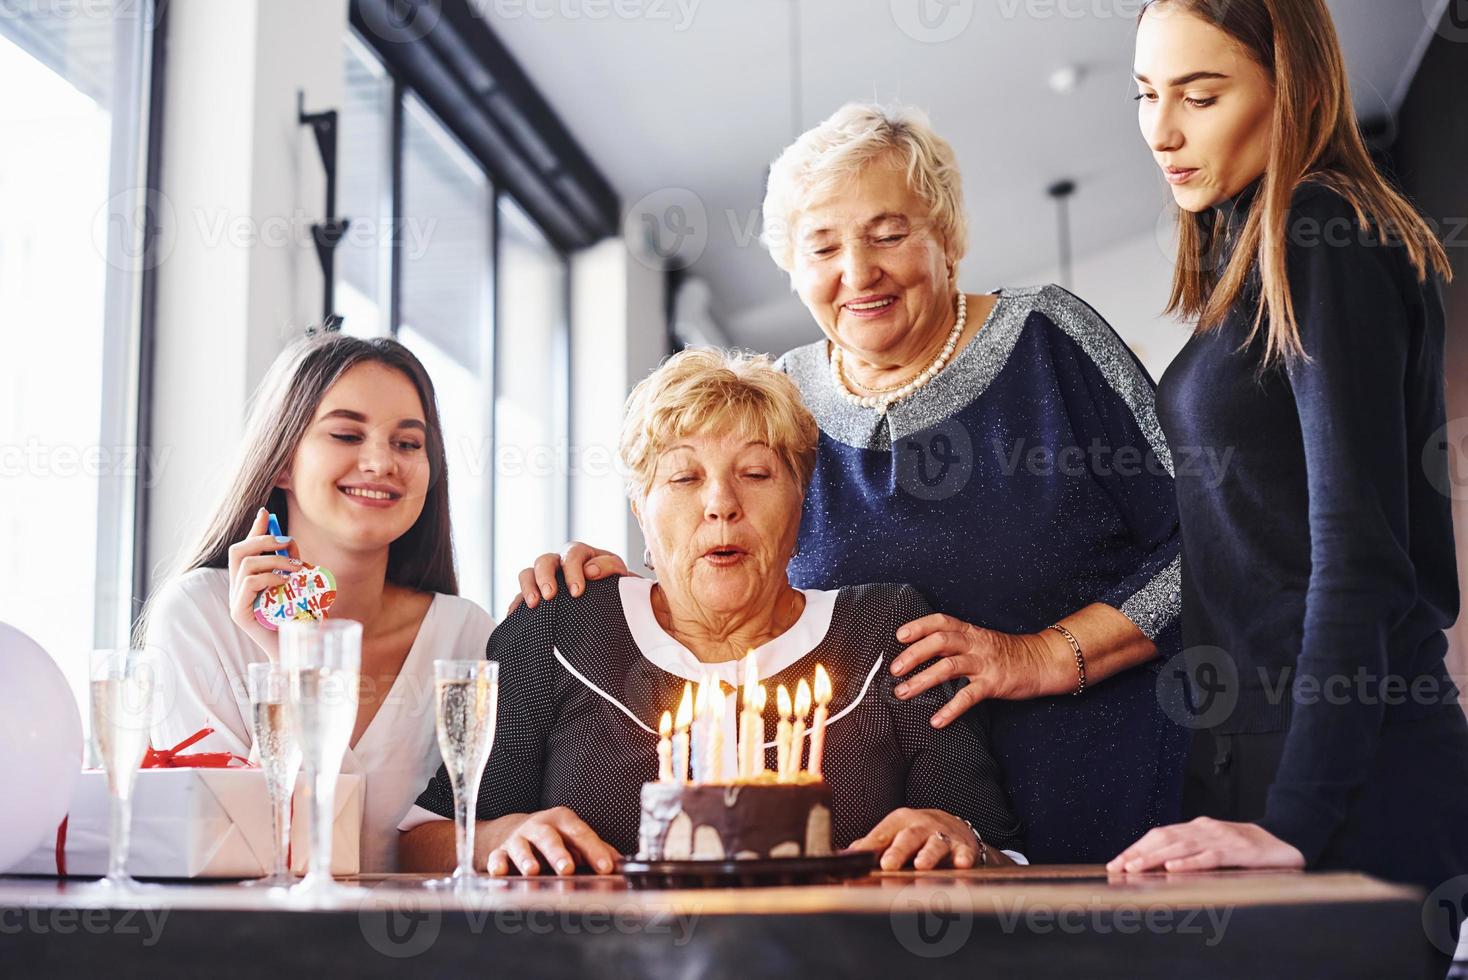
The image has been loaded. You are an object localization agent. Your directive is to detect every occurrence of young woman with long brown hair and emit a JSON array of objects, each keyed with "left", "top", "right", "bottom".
[
  {"left": 142, "top": 334, "right": 493, "bottom": 872},
  {"left": 1110, "top": 0, "right": 1467, "bottom": 905}
]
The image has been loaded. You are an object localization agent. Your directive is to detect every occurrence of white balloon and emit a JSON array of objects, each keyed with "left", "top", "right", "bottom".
[{"left": 0, "top": 623, "right": 83, "bottom": 873}]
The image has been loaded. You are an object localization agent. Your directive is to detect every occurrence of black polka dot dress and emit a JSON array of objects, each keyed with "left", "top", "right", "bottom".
[{"left": 409, "top": 574, "right": 1024, "bottom": 857}]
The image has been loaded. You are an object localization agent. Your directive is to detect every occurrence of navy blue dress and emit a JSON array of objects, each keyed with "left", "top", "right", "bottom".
[{"left": 780, "top": 284, "right": 1188, "bottom": 863}]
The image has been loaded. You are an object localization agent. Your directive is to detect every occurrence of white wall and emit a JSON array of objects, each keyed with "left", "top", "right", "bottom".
[{"left": 146, "top": 0, "right": 348, "bottom": 592}]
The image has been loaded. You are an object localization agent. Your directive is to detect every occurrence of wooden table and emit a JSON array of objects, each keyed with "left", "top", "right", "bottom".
[{"left": 0, "top": 867, "right": 1438, "bottom": 978}]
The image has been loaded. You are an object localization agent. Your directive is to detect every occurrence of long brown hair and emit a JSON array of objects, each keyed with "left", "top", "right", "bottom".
[
  {"left": 1142, "top": 0, "right": 1452, "bottom": 367},
  {"left": 138, "top": 335, "right": 458, "bottom": 643}
]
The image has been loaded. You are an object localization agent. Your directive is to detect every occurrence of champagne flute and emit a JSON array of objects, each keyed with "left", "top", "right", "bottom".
[
  {"left": 89, "top": 648, "right": 158, "bottom": 890},
  {"left": 279, "top": 619, "right": 362, "bottom": 901},
  {"left": 426, "top": 659, "right": 499, "bottom": 891},
  {"left": 244, "top": 661, "right": 302, "bottom": 889}
]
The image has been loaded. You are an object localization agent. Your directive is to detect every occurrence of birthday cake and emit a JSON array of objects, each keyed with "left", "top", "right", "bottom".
[
  {"left": 637, "top": 663, "right": 835, "bottom": 862},
  {"left": 636, "top": 780, "right": 832, "bottom": 861}
]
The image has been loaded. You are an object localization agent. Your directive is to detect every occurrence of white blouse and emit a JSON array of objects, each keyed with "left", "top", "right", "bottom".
[{"left": 147, "top": 567, "right": 494, "bottom": 873}]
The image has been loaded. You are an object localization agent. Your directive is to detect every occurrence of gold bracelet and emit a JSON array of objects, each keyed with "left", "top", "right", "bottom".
[{"left": 1047, "top": 623, "right": 1086, "bottom": 696}]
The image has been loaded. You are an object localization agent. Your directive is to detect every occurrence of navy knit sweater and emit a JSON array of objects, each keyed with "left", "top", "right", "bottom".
[
  {"left": 1156, "top": 179, "right": 1460, "bottom": 864},
  {"left": 780, "top": 285, "right": 1187, "bottom": 863}
]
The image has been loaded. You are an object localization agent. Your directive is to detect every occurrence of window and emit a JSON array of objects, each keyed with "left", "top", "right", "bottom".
[
  {"left": 493, "top": 196, "right": 570, "bottom": 615},
  {"left": 395, "top": 94, "right": 495, "bottom": 607},
  {"left": 337, "top": 35, "right": 393, "bottom": 338},
  {"left": 339, "top": 23, "right": 578, "bottom": 613},
  {"left": 0, "top": 4, "right": 156, "bottom": 697}
]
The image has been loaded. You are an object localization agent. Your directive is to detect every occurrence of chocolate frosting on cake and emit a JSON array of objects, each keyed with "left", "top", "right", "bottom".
[{"left": 637, "top": 782, "right": 833, "bottom": 860}]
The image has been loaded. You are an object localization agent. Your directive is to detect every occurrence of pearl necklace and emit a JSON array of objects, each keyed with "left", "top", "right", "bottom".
[{"left": 830, "top": 292, "right": 967, "bottom": 415}]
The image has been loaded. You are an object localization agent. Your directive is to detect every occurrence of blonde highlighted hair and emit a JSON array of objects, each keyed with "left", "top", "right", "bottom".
[
  {"left": 619, "top": 348, "right": 819, "bottom": 500},
  {"left": 761, "top": 102, "right": 968, "bottom": 274},
  {"left": 1143, "top": 0, "right": 1452, "bottom": 368}
]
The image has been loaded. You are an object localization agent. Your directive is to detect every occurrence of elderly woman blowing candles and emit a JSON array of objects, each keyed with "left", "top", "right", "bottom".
[{"left": 398, "top": 349, "right": 1025, "bottom": 874}]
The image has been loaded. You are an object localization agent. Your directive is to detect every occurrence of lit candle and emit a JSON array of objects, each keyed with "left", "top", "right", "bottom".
[
  {"left": 752, "top": 683, "right": 768, "bottom": 778},
  {"left": 691, "top": 675, "right": 709, "bottom": 784},
  {"left": 673, "top": 681, "right": 693, "bottom": 783},
  {"left": 791, "top": 678, "right": 812, "bottom": 778},
  {"left": 808, "top": 664, "right": 831, "bottom": 778},
  {"left": 657, "top": 710, "right": 674, "bottom": 782},
  {"left": 739, "top": 655, "right": 758, "bottom": 780},
  {"left": 775, "top": 684, "right": 793, "bottom": 782},
  {"left": 708, "top": 682, "right": 725, "bottom": 784}
]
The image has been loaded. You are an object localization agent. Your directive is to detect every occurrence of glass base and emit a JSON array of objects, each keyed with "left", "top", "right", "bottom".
[
  {"left": 83, "top": 873, "right": 161, "bottom": 897},
  {"left": 239, "top": 871, "right": 296, "bottom": 890},
  {"left": 423, "top": 871, "right": 500, "bottom": 893},
  {"left": 285, "top": 871, "right": 369, "bottom": 906}
]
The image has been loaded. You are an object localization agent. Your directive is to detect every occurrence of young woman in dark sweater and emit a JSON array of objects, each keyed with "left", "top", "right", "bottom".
[{"left": 1110, "top": 0, "right": 1467, "bottom": 901}]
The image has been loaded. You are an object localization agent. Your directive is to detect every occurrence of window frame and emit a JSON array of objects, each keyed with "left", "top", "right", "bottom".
[{"left": 128, "top": 0, "right": 170, "bottom": 639}]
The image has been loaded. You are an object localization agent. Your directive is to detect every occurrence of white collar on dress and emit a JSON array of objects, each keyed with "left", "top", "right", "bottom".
[
  {"left": 618, "top": 575, "right": 838, "bottom": 687},
  {"left": 556, "top": 579, "right": 879, "bottom": 739}
]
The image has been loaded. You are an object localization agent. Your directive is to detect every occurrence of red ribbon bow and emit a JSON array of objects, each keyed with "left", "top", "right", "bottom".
[{"left": 141, "top": 727, "right": 250, "bottom": 769}]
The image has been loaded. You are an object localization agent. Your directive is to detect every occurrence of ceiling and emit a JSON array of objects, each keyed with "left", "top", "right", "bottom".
[{"left": 485, "top": 0, "right": 1446, "bottom": 353}]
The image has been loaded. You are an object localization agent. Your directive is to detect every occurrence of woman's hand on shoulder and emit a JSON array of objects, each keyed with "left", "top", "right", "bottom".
[
  {"left": 848, "top": 807, "right": 1009, "bottom": 870},
  {"left": 226, "top": 508, "right": 302, "bottom": 658},
  {"left": 507, "top": 542, "right": 634, "bottom": 617},
  {"left": 889, "top": 613, "right": 1075, "bottom": 726},
  {"left": 485, "top": 806, "right": 620, "bottom": 877}
]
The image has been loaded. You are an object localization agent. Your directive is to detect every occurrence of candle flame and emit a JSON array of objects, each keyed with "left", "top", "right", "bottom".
[
  {"left": 742, "top": 653, "right": 758, "bottom": 705},
  {"left": 795, "top": 678, "right": 812, "bottom": 718},
  {"left": 675, "top": 681, "right": 693, "bottom": 729},
  {"left": 754, "top": 683, "right": 767, "bottom": 712},
  {"left": 776, "top": 683, "right": 792, "bottom": 719},
  {"left": 659, "top": 710, "right": 672, "bottom": 738},
  {"left": 814, "top": 663, "right": 832, "bottom": 706}
]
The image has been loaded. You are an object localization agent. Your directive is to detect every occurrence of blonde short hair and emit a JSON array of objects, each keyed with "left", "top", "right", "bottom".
[
  {"left": 619, "top": 348, "right": 819, "bottom": 501},
  {"left": 760, "top": 102, "right": 968, "bottom": 274}
]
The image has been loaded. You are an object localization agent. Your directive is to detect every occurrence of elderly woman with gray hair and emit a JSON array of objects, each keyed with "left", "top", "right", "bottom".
[
  {"left": 520, "top": 103, "right": 1187, "bottom": 864},
  {"left": 401, "top": 348, "right": 1024, "bottom": 874}
]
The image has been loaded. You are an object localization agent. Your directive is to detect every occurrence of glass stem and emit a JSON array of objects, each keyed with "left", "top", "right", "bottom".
[
  {"left": 269, "top": 781, "right": 291, "bottom": 881},
  {"left": 108, "top": 790, "right": 132, "bottom": 881},
  {"left": 453, "top": 779, "right": 475, "bottom": 878},
  {"left": 309, "top": 769, "right": 335, "bottom": 881}
]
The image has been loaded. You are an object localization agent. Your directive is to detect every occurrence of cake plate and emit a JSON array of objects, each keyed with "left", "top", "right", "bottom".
[{"left": 619, "top": 851, "right": 877, "bottom": 889}]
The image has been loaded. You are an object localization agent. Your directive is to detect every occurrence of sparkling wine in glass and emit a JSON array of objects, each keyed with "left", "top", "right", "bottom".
[
  {"left": 427, "top": 659, "right": 499, "bottom": 891},
  {"left": 280, "top": 619, "right": 361, "bottom": 901},
  {"left": 245, "top": 661, "right": 303, "bottom": 889},
  {"left": 89, "top": 648, "right": 158, "bottom": 890}
]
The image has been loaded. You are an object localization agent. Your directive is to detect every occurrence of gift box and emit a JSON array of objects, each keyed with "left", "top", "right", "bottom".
[{"left": 12, "top": 768, "right": 363, "bottom": 879}]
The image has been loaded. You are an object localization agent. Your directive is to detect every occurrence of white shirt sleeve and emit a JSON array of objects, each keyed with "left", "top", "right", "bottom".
[
  {"left": 145, "top": 569, "right": 256, "bottom": 758},
  {"left": 396, "top": 804, "right": 449, "bottom": 833}
]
